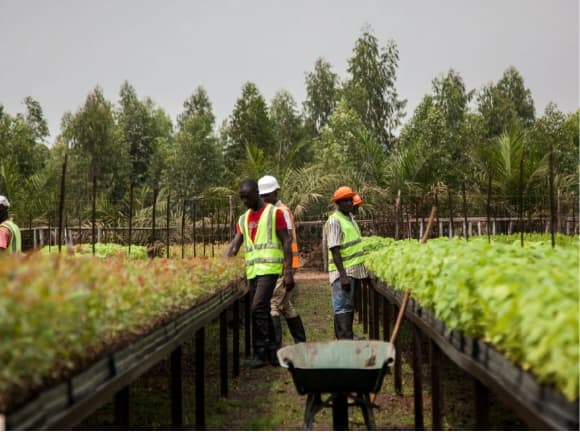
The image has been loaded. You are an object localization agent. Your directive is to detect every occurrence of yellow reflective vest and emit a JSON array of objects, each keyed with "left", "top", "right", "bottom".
[
  {"left": 276, "top": 201, "right": 300, "bottom": 269},
  {"left": 327, "top": 211, "right": 364, "bottom": 272},
  {"left": 0, "top": 219, "right": 22, "bottom": 254},
  {"left": 239, "top": 203, "right": 284, "bottom": 279}
]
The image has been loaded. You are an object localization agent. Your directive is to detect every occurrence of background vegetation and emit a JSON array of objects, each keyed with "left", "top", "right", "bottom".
[{"left": 1, "top": 28, "right": 578, "bottom": 230}]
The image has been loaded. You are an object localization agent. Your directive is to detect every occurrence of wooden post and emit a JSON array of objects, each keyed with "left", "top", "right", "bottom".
[
  {"left": 382, "top": 298, "right": 391, "bottom": 342},
  {"left": 114, "top": 386, "right": 130, "bottom": 428},
  {"left": 193, "top": 201, "right": 197, "bottom": 257},
  {"left": 244, "top": 291, "right": 251, "bottom": 358},
  {"left": 181, "top": 198, "right": 186, "bottom": 259},
  {"left": 58, "top": 154, "right": 67, "bottom": 253},
  {"left": 393, "top": 304, "right": 403, "bottom": 395},
  {"left": 233, "top": 299, "right": 240, "bottom": 378},
  {"left": 219, "top": 310, "right": 228, "bottom": 397},
  {"left": 549, "top": 140, "right": 556, "bottom": 247},
  {"left": 448, "top": 189, "right": 454, "bottom": 238},
  {"left": 430, "top": 340, "right": 442, "bottom": 430},
  {"left": 474, "top": 378, "right": 490, "bottom": 428},
  {"left": 395, "top": 190, "right": 401, "bottom": 240},
  {"left": 372, "top": 283, "right": 380, "bottom": 340},
  {"left": 362, "top": 278, "right": 368, "bottom": 335},
  {"left": 412, "top": 325, "right": 424, "bottom": 430},
  {"left": 195, "top": 327, "right": 205, "bottom": 430},
  {"left": 152, "top": 187, "right": 158, "bottom": 245},
  {"left": 128, "top": 182, "right": 133, "bottom": 257},
  {"left": 166, "top": 193, "right": 170, "bottom": 258},
  {"left": 171, "top": 346, "right": 183, "bottom": 429},
  {"left": 462, "top": 182, "right": 469, "bottom": 241}
]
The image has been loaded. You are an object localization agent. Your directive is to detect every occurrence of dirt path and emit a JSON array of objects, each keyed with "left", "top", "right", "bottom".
[{"left": 203, "top": 270, "right": 422, "bottom": 430}]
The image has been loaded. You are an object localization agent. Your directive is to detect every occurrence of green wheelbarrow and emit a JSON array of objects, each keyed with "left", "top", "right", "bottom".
[{"left": 277, "top": 340, "right": 396, "bottom": 430}]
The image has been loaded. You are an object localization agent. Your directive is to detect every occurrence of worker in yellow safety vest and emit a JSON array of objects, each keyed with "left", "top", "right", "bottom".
[
  {"left": 257, "top": 175, "right": 306, "bottom": 364},
  {"left": 324, "top": 186, "right": 367, "bottom": 339},
  {"left": 0, "top": 195, "right": 21, "bottom": 254},
  {"left": 225, "top": 179, "right": 295, "bottom": 368}
]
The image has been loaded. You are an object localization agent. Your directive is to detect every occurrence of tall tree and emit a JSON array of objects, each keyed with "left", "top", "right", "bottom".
[
  {"left": 23, "top": 96, "right": 50, "bottom": 143},
  {"left": 118, "top": 81, "right": 157, "bottom": 190},
  {"left": 0, "top": 100, "right": 50, "bottom": 218},
  {"left": 477, "top": 66, "right": 535, "bottom": 137},
  {"left": 224, "top": 82, "right": 273, "bottom": 174},
  {"left": 177, "top": 86, "right": 215, "bottom": 130},
  {"left": 397, "top": 96, "right": 453, "bottom": 187},
  {"left": 172, "top": 87, "right": 223, "bottom": 198},
  {"left": 269, "top": 90, "right": 307, "bottom": 174},
  {"left": 303, "top": 58, "right": 340, "bottom": 135},
  {"left": 315, "top": 100, "right": 388, "bottom": 188},
  {"left": 343, "top": 28, "right": 406, "bottom": 152},
  {"left": 432, "top": 69, "right": 473, "bottom": 131},
  {"left": 63, "top": 86, "right": 120, "bottom": 221}
]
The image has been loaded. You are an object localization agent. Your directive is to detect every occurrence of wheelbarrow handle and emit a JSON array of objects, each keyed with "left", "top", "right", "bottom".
[{"left": 389, "top": 206, "right": 437, "bottom": 345}]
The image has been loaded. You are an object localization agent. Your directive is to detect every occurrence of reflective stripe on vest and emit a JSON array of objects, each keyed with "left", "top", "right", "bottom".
[
  {"left": 276, "top": 202, "right": 300, "bottom": 269},
  {"left": 239, "top": 204, "right": 284, "bottom": 279},
  {"left": 1, "top": 220, "right": 21, "bottom": 254},
  {"left": 327, "top": 211, "right": 364, "bottom": 272}
]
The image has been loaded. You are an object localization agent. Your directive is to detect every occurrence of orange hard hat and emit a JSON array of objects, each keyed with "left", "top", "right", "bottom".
[
  {"left": 331, "top": 186, "right": 357, "bottom": 203},
  {"left": 353, "top": 194, "right": 363, "bottom": 207}
]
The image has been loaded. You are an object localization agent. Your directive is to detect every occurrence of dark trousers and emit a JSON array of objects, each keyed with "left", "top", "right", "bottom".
[{"left": 249, "top": 274, "right": 278, "bottom": 353}]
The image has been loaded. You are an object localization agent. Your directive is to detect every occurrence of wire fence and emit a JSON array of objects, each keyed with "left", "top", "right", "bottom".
[{"left": 20, "top": 187, "right": 578, "bottom": 267}]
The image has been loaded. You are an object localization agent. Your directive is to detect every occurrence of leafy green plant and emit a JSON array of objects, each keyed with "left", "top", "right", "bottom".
[
  {"left": 0, "top": 252, "right": 244, "bottom": 412},
  {"left": 362, "top": 234, "right": 579, "bottom": 400}
]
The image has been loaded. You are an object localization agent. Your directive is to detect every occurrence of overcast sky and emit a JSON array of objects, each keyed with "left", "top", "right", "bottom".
[{"left": 0, "top": 0, "right": 578, "bottom": 143}]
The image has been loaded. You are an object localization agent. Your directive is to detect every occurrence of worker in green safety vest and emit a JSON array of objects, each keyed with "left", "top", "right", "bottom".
[
  {"left": 324, "top": 186, "right": 367, "bottom": 339},
  {"left": 225, "top": 179, "right": 295, "bottom": 368},
  {"left": 0, "top": 195, "right": 21, "bottom": 254}
]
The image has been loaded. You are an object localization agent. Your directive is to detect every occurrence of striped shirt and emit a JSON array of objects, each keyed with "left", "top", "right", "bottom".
[{"left": 323, "top": 212, "right": 368, "bottom": 284}]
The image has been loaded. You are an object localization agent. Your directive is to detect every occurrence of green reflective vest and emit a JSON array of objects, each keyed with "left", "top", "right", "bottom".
[
  {"left": 327, "top": 211, "right": 364, "bottom": 272},
  {"left": 0, "top": 219, "right": 21, "bottom": 254},
  {"left": 239, "top": 204, "right": 284, "bottom": 279}
]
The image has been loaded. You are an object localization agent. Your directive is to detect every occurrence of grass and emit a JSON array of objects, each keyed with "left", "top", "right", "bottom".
[{"left": 77, "top": 270, "right": 525, "bottom": 430}]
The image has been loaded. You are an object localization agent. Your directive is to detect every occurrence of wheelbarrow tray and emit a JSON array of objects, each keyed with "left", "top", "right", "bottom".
[{"left": 277, "top": 340, "right": 395, "bottom": 395}]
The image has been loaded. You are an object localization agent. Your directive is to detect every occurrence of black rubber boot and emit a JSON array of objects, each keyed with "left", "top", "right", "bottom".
[
  {"left": 244, "top": 348, "right": 269, "bottom": 369},
  {"left": 287, "top": 316, "right": 307, "bottom": 343},
  {"left": 269, "top": 316, "right": 283, "bottom": 366},
  {"left": 334, "top": 312, "right": 354, "bottom": 339}
]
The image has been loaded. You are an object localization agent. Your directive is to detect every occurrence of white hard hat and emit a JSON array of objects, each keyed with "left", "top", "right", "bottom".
[
  {"left": 258, "top": 175, "right": 280, "bottom": 195},
  {"left": 0, "top": 195, "right": 10, "bottom": 208}
]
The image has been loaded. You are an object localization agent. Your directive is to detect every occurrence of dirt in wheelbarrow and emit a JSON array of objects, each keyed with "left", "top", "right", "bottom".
[{"left": 78, "top": 270, "right": 524, "bottom": 430}]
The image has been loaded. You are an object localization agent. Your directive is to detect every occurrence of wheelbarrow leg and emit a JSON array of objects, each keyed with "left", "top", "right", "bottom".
[
  {"left": 304, "top": 393, "right": 322, "bottom": 430},
  {"left": 332, "top": 393, "right": 349, "bottom": 430},
  {"left": 359, "top": 392, "right": 376, "bottom": 430}
]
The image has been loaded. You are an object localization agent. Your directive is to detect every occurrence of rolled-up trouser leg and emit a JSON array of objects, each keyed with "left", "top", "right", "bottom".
[
  {"left": 286, "top": 315, "right": 306, "bottom": 343},
  {"left": 331, "top": 276, "right": 356, "bottom": 340},
  {"left": 271, "top": 272, "right": 298, "bottom": 319},
  {"left": 334, "top": 311, "right": 354, "bottom": 339}
]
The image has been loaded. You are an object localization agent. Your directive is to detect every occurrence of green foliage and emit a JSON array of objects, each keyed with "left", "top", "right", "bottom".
[
  {"left": 362, "top": 235, "right": 579, "bottom": 400},
  {"left": 0, "top": 252, "right": 244, "bottom": 412},
  {"left": 224, "top": 82, "right": 273, "bottom": 176},
  {"left": 39, "top": 242, "right": 148, "bottom": 259},
  {"left": 171, "top": 87, "right": 223, "bottom": 198},
  {"left": 343, "top": 27, "right": 406, "bottom": 152},
  {"left": 477, "top": 66, "right": 535, "bottom": 138},
  {"left": 303, "top": 57, "right": 340, "bottom": 134}
]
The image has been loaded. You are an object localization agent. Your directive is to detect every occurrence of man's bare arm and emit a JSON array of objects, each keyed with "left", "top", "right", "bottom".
[{"left": 224, "top": 232, "right": 243, "bottom": 257}]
